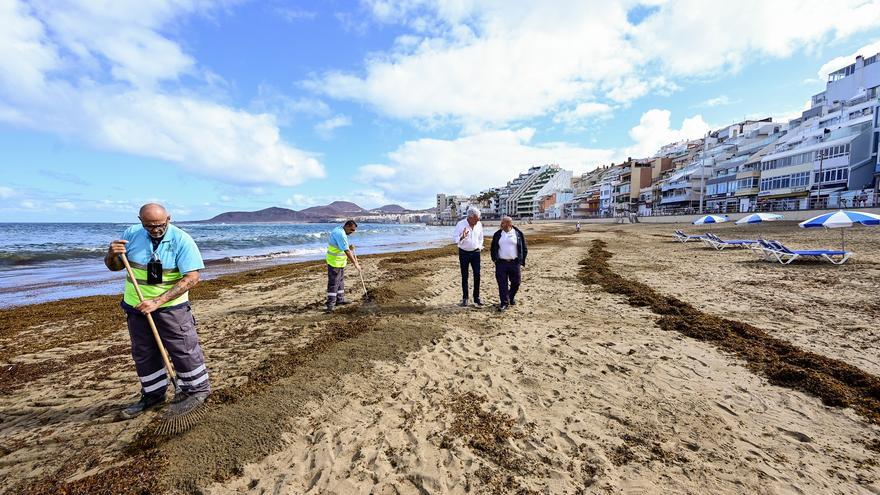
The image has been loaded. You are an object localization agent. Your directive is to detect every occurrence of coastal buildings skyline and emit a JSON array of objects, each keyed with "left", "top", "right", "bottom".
[{"left": 441, "top": 48, "right": 880, "bottom": 219}]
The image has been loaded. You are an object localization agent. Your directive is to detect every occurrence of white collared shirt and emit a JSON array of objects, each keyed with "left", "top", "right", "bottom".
[
  {"left": 498, "top": 229, "right": 518, "bottom": 259},
  {"left": 453, "top": 218, "right": 484, "bottom": 251}
]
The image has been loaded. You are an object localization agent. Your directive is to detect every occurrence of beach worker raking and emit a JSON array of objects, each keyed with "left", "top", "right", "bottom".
[
  {"left": 325, "top": 220, "right": 362, "bottom": 312},
  {"left": 453, "top": 207, "right": 485, "bottom": 307},
  {"left": 104, "top": 203, "right": 211, "bottom": 422},
  {"left": 490, "top": 216, "right": 528, "bottom": 312}
]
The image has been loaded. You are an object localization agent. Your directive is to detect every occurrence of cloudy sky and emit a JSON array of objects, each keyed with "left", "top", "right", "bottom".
[{"left": 2, "top": 0, "right": 880, "bottom": 221}]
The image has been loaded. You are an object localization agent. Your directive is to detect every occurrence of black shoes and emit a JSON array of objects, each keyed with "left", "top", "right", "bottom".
[
  {"left": 474, "top": 298, "right": 484, "bottom": 307},
  {"left": 119, "top": 393, "right": 166, "bottom": 420},
  {"left": 336, "top": 299, "right": 351, "bottom": 305},
  {"left": 459, "top": 298, "right": 469, "bottom": 307},
  {"left": 324, "top": 303, "right": 335, "bottom": 312},
  {"left": 498, "top": 303, "right": 509, "bottom": 312},
  {"left": 509, "top": 297, "right": 516, "bottom": 306}
]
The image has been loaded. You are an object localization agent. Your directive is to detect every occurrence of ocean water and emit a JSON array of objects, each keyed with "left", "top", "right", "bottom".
[{"left": 0, "top": 222, "right": 452, "bottom": 308}]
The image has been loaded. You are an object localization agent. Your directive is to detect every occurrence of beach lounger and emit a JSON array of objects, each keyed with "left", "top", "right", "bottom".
[
  {"left": 752, "top": 239, "right": 779, "bottom": 260},
  {"left": 673, "top": 230, "right": 704, "bottom": 243},
  {"left": 763, "top": 240, "right": 851, "bottom": 265},
  {"left": 702, "top": 233, "right": 759, "bottom": 250}
]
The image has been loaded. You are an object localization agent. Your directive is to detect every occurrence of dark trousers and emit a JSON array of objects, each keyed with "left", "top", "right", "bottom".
[
  {"left": 326, "top": 265, "right": 345, "bottom": 304},
  {"left": 495, "top": 260, "right": 521, "bottom": 304},
  {"left": 124, "top": 303, "right": 210, "bottom": 398},
  {"left": 458, "top": 248, "right": 481, "bottom": 300}
]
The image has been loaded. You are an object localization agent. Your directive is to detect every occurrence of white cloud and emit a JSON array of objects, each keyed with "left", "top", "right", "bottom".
[
  {"left": 697, "top": 95, "right": 735, "bottom": 108},
  {"left": 274, "top": 7, "right": 318, "bottom": 22},
  {"left": 54, "top": 201, "right": 76, "bottom": 210},
  {"left": 0, "top": 186, "right": 16, "bottom": 199},
  {"left": 634, "top": 0, "right": 880, "bottom": 76},
  {"left": 356, "top": 128, "right": 615, "bottom": 203},
  {"left": 309, "top": 0, "right": 880, "bottom": 126},
  {"left": 251, "top": 84, "right": 332, "bottom": 125},
  {"left": 626, "top": 109, "right": 710, "bottom": 158},
  {"left": 314, "top": 115, "right": 352, "bottom": 138},
  {"left": 818, "top": 39, "right": 880, "bottom": 79},
  {"left": 554, "top": 102, "right": 613, "bottom": 125},
  {"left": 0, "top": 0, "right": 325, "bottom": 188},
  {"left": 20, "top": 200, "right": 39, "bottom": 209},
  {"left": 356, "top": 164, "right": 397, "bottom": 183},
  {"left": 285, "top": 193, "right": 316, "bottom": 208}
]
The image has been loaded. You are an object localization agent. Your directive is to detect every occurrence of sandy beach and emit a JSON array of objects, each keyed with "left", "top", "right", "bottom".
[{"left": 2, "top": 222, "right": 880, "bottom": 494}]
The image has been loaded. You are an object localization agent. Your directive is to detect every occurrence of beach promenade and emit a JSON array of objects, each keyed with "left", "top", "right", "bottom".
[{"left": 2, "top": 223, "right": 879, "bottom": 494}]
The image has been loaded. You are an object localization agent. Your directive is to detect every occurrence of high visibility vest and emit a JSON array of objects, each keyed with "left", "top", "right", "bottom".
[
  {"left": 326, "top": 244, "right": 347, "bottom": 268},
  {"left": 123, "top": 261, "right": 189, "bottom": 308}
]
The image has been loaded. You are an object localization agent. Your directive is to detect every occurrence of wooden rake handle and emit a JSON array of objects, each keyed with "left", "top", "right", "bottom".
[
  {"left": 358, "top": 267, "right": 368, "bottom": 295},
  {"left": 120, "top": 253, "right": 177, "bottom": 382}
]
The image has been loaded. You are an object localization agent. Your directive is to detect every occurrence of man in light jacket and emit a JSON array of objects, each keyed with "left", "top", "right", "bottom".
[
  {"left": 453, "top": 206, "right": 484, "bottom": 307},
  {"left": 489, "top": 216, "right": 528, "bottom": 311}
]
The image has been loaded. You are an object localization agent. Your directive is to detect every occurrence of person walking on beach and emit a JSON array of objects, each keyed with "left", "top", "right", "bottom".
[
  {"left": 490, "top": 216, "right": 527, "bottom": 311},
  {"left": 454, "top": 207, "right": 484, "bottom": 307},
  {"left": 104, "top": 203, "right": 211, "bottom": 419},
  {"left": 576, "top": 221, "right": 581, "bottom": 232},
  {"left": 325, "top": 220, "right": 361, "bottom": 312}
]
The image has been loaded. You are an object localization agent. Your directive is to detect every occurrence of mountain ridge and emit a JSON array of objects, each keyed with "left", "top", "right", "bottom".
[{"left": 199, "top": 201, "right": 432, "bottom": 223}]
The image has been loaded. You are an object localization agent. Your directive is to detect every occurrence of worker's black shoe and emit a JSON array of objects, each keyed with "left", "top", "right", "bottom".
[
  {"left": 509, "top": 297, "right": 516, "bottom": 306},
  {"left": 474, "top": 298, "right": 484, "bottom": 307},
  {"left": 459, "top": 298, "right": 468, "bottom": 307},
  {"left": 119, "top": 393, "right": 166, "bottom": 420},
  {"left": 336, "top": 299, "right": 351, "bottom": 305},
  {"left": 498, "top": 303, "right": 509, "bottom": 312},
  {"left": 167, "top": 391, "right": 209, "bottom": 418},
  {"left": 325, "top": 303, "right": 335, "bottom": 312}
]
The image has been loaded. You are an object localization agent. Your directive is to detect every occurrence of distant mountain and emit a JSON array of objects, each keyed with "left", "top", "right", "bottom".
[
  {"left": 204, "top": 206, "right": 298, "bottom": 223},
  {"left": 369, "top": 204, "right": 408, "bottom": 214},
  {"left": 298, "top": 201, "right": 367, "bottom": 219},
  {"left": 200, "top": 201, "right": 428, "bottom": 223}
]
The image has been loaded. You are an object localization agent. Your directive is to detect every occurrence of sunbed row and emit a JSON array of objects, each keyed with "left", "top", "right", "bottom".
[{"left": 672, "top": 231, "right": 851, "bottom": 264}]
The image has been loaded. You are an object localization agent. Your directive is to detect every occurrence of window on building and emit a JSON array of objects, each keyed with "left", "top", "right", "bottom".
[
  {"left": 791, "top": 172, "right": 809, "bottom": 188},
  {"left": 814, "top": 168, "right": 849, "bottom": 183}
]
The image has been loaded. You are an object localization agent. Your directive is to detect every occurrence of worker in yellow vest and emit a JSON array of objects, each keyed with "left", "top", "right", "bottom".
[
  {"left": 325, "top": 220, "right": 361, "bottom": 311},
  {"left": 104, "top": 203, "right": 210, "bottom": 420}
]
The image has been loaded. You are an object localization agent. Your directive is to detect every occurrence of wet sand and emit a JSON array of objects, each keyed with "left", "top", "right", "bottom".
[{"left": 2, "top": 222, "right": 880, "bottom": 494}]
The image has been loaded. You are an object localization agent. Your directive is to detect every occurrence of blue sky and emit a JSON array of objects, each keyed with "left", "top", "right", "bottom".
[{"left": 2, "top": 0, "right": 880, "bottom": 222}]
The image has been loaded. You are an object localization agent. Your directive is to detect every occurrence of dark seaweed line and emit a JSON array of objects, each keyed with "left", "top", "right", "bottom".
[{"left": 579, "top": 239, "right": 880, "bottom": 425}]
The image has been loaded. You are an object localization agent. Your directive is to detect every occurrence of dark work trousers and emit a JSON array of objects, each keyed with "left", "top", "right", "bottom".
[
  {"left": 495, "top": 259, "right": 521, "bottom": 304},
  {"left": 124, "top": 303, "right": 210, "bottom": 399},
  {"left": 326, "top": 265, "right": 345, "bottom": 304},
  {"left": 458, "top": 248, "right": 481, "bottom": 300}
]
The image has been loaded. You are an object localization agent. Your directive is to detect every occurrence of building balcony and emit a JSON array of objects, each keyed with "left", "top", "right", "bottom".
[
  {"left": 660, "top": 181, "right": 694, "bottom": 192},
  {"left": 736, "top": 170, "right": 760, "bottom": 179},
  {"left": 734, "top": 187, "right": 759, "bottom": 197},
  {"left": 660, "top": 193, "right": 696, "bottom": 204}
]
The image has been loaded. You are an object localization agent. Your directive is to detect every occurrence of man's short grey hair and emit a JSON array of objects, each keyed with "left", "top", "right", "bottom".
[
  {"left": 466, "top": 206, "right": 481, "bottom": 218},
  {"left": 501, "top": 216, "right": 513, "bottom": 223}
]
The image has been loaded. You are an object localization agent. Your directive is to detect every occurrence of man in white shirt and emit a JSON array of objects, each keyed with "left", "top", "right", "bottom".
[
  {"left": 453, "top": 206, "right": 485, "bottom": 307},
  {"left": 489, "top": 216, "right": 528, "bottom": 311}
]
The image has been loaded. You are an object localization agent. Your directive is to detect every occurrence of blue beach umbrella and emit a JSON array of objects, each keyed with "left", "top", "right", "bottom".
[
  {"left": 692, "top": 215, "right": 728, "bottom": 225},
  {"left": 798, "top": 210, "right": 880, "bottom": 251},
  {"left": 735, "top": 213, "right": 784, "bottom": 225}
]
